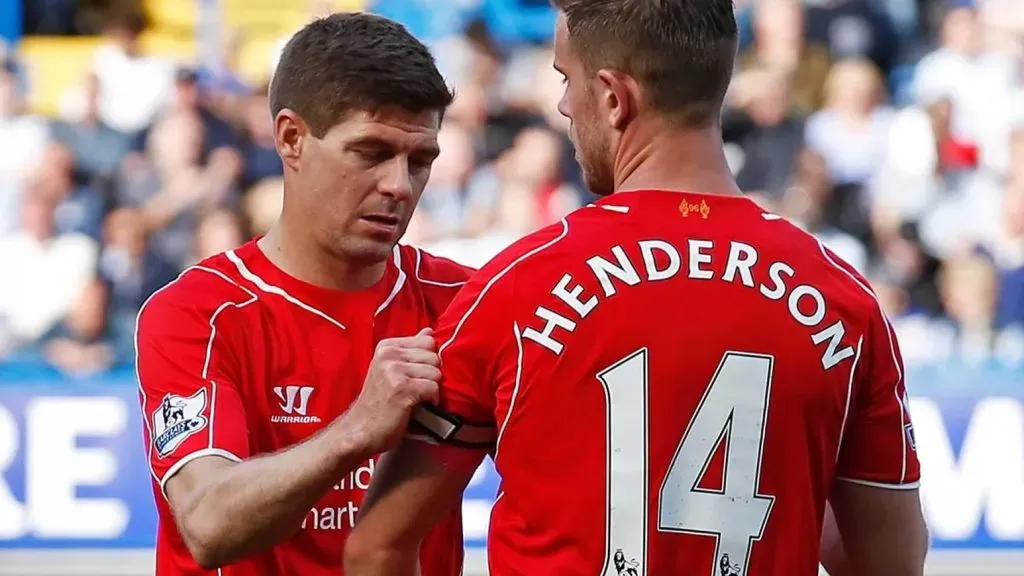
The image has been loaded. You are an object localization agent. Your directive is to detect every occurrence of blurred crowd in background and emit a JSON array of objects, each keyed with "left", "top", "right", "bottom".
[{"left": 0, "top": 0, "right": 1023, "bottom": 377}]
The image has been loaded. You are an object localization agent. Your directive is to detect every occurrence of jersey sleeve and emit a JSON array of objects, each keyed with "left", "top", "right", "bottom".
[
  {"left": 437, "top": 270, "right": 513, "bottom": 424},
  {"left": 835, "top": 307, "right": 921, "bottom": 489},
  {"left": 136, "top": 273, "right": 253, "bottom": 493},
  {"left": 409, "top": 266, "right": 517, "bottom": 448}
]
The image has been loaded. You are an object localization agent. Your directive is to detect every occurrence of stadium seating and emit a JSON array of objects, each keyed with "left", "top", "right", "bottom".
[
  {"left": 16, "top": 0, "right": 370, "bottom": 116},
  {"left": 17, "top": 33, "right": 198, "bottom": 117}
]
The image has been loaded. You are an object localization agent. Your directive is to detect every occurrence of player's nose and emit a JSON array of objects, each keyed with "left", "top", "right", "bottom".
[{"left": 377, "top": 158, "right": 414, "bottom": 201}]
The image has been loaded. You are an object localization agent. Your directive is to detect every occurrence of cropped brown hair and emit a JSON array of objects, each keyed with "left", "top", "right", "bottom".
[
  {"left": 269, "top": 12, "right": 454, "bottom": 138},
  {"left": 552, "top": 0, "right": 738, "bottom": 127}
]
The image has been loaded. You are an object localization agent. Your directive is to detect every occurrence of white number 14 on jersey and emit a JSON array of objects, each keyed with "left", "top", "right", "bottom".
[{"left": 598, "top": 349, "right": 776, "bottom": 576}]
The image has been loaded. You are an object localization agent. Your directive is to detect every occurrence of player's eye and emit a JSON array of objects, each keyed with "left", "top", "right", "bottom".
[
  {"left": 409, "top": 157, "right": 432, "bottom": 173},
  {"left": 357, "top": 148, "right": 391, "bottom": 165}
]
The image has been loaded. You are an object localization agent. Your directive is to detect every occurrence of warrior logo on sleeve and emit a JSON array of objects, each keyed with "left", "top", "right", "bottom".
[{"left": 152, "top": 389, "right": 208, "bottom": 457}]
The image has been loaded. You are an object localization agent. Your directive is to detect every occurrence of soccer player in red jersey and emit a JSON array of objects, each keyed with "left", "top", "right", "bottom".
[
  {"left": 135, "top": 13, "right": 470, "bottom": 576},
  {"left": 346, "top": 1, "right": 929, "bottom": 575}
]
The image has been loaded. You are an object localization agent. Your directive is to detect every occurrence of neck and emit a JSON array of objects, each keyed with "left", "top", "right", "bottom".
[
  {"left": 613, "top": 123, "right": 741, "bottom": 197},
  {"left": 258, "top": 220, "right": 387, "bottom": 291}
]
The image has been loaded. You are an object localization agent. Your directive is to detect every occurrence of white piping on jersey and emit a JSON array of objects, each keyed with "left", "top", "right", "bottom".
[
  {"left": 836, "top": 336, "right": 864, "bottom": 463},
  {"left": 584, "top": 202, "right": 631, "bottom": 214},
  {"left": 412, "top": 246, "right": 468, "bottom": 287},
  {"left": 375, "top": 245, "right": 408, "bottom": 316},
  {"left": 494, "top": 322, "right": 526, "bottom": 463},
  {"left": 816, "top": 239, "right": 910, "bottom": 484},
  {"left": 762, "top": 213, "right": 783, "bottom": 221},
  {"left": 159, "top": 447, "right": 243, "bottom": 497},
  {"left": 438, "top": 219, "right": 570, "bottom": 356},
  {"left": 225, "top": 249, "right": 348, "bottom": 331},
  {"left": 134, "top": 266, "right": 256, "bottom": 486},
  {"left": 835, "top": 476, "right": 921, "bottom": 491}
]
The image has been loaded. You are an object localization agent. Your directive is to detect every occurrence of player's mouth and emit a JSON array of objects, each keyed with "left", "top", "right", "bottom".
[{"left": 358, "top": 213, "right": 401, "bottom": 234}]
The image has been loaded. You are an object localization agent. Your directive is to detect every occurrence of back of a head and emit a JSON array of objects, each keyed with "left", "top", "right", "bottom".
[
  {"left": 552, "top": 0, "right": 738, "bottom": 128},
  {"left": 269, "top": 12, "right": 453, "bottom": 138}
]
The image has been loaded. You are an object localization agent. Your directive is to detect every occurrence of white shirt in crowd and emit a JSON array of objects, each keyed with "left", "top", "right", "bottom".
[
  {"left": 90, "top": 44, "right": 174, "bottom": 133},
  {"left": 0, "top": 115, "right": 48, "bottom": 235},
  {"left": 0, "top": 232, "right": 98, "bottom": 346}
]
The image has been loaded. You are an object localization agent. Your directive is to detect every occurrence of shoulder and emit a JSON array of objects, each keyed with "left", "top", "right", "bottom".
[
  {"left": 476, "top": 218, "right": 573, "bottom": 285},
  {"left": 758, "top": 213, "right": 879, "bottom": 312},
  {"left": 805, "top": 232, "right": 883, "bottom": 319},
  {"left": 137, "top": 257, "right": 258, "bottom": 338},
  {"left": 401, "top": 244, "right": 475, "bottom": 286},
  {"left": 396, "top": 244, "right": 473, "bottom": 317},
  {"left": 444, "top": 219, "right": 573, "bottom": 316}
]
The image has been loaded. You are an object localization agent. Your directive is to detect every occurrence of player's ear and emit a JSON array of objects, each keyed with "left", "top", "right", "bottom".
[
  {"left": 274, "top": 109, "right": 307, "bottom": 169},
  {"left": 596, "top": 69, "right": 637, "bottom": 132}
]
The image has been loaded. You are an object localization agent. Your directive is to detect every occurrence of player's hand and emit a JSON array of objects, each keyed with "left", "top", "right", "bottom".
[{"left": 343, "top": 328, "right": 442, "bottom": 455}]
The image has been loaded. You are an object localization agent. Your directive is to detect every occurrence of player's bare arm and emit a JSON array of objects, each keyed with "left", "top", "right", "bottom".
[
  {"left": 164, "top": 329, "right": 442, "bottom": 569},
  {"left": 344, "top": 439, "right": 486, "bottom": 576},
  {"left": 825, "top": 482, "right": 928, "bottom": 576}
]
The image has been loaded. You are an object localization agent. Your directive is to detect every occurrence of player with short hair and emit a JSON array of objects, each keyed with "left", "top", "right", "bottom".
[
  {"left": 345, "top": 1, "right": 928, "bottom": 575},
  {"left": 136, "top": 13, "right": 469, "bottom": 575}
]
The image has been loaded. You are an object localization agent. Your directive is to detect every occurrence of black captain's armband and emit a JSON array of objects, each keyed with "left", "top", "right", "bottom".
[{"left": 410, "top": 404, "right": 496, "bottom": 449}]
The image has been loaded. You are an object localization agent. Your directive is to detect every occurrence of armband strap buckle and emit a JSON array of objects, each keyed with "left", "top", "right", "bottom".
[{"left": 410, "top": 404, "right": 496, "bottom": 449}]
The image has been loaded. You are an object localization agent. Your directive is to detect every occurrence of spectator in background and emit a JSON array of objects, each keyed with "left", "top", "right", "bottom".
[
  {"left": 427, "top": 126, "right": 577, "bottom": 267},
  {"left": 190, "top": 208, "right": 245, "bottom": 265},
  {"left": 875, "top": 96, "right": 976, "bottom": 257},
  {"left": 463, "top": 125, "right": 577, "bottom": 238},
  {"left": 197, "top": 29, "right": 251, "bottom": 115},
  {"left": 724, "top": 67, "right": 805, "bottom": 200},
  {"left": 88, "top": 10, "right": 174, "bottom": 134},
  {"left": 51, "top": 73, "right": 133, "bottom": 183},
  {"left": 42, "top": 279, "right": 116, "bottom": 377},
  {"left": 1010, "top": 128, "right": 1024, "bottom": 182},
  {"left": 98, "top": 207, "right": 176, "bottom": 362},
  {"left": 243, "top": 177, "right": 284, "bottom": 237},
  {"left": 937, "top": 253, "right": 1000, "bottom": 362},
  {"left": 994, "top": 177, "right": 1024, "bottom": 329},
  {"left": 914, "top": 2, "right": 1019, "bottom": 170},
  {"left": 31, "top": 143, "right": 105, "bottom": 240},
  {"left": 883, "top": 252, "right": 1002, "bottom": 364},
  {"left": 735, "top": 0, "right": 832, "bottom": 115},
  {"left": 406, "top": 123, "right": 476, "bottom": 245},
  {"left": 155, "top": 66, "right": 244, "bottom": 163},
  {"left": 117, "top": 110, "right": 240, "bottom": 270},
  {"left": 804, "top": 0, "right": 901, "bottom": 75},
  {"left": 0, "top": 190, "right": 98, "bottom": 354},
  {"left": 0, "top": 59, "right": 49, "bottom": 235},
  {"left": 806, "top": 58, "right": 892, "bottom": 186},
  {"left": 781, "top": 149, "right": 869, "bottom": 271},
  {"left": 237, "top": 85, "right": 282, "bottom": 190}
]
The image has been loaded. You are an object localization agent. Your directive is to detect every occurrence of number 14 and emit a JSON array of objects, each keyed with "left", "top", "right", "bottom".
[{"left": 598, "top": 350, "right": 776, "bottom": 576}]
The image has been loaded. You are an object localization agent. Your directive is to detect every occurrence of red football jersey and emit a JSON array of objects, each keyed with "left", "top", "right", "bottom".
[
  {"left": 136, "top": 240, "right": 471, "bottom": 575},
  {"left": 431, "top": 191, "right": 920, "bottom": 576}
]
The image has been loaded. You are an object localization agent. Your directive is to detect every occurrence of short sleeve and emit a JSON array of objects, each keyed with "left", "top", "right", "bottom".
[
  {"left": 136, "top": 277, "right": 252, "bottom": 493},
  {"left": 835, "top": 309, "right": 921, "bottom": 489},
  {"left": 431, "top": 271, "right": 513, "bottom": 426}
]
